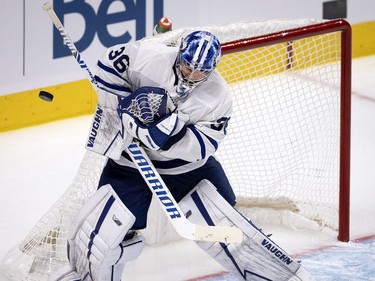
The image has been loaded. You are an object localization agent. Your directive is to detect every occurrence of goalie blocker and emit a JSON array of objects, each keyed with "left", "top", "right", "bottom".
[
  {"left": 179, "top": 180, "right": 315, "bottom": 281},
  {"left": 85, "top": 86, "right": 177, "bottom": 160}
]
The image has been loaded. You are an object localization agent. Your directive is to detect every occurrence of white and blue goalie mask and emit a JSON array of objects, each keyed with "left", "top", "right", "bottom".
[{"left": 175, "top": 31, "right": 221, "bottom": 98}]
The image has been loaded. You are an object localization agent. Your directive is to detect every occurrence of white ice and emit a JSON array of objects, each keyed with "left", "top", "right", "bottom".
[{"left": 0, "top": 55, "right": 375, "bottom": 281}]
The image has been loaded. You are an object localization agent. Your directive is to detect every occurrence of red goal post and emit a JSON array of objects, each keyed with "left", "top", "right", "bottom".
[{"left": 218, "top": 19, "right": 351, "bottom": 242}]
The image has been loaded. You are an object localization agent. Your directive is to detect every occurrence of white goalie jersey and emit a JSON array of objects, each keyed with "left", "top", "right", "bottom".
[{"left": 94, "top": 39, "right": 232, "bottom": 174}]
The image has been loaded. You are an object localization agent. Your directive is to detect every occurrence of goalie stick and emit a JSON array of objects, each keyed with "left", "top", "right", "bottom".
[{"left": 42, "top": 1, "right": 243, "bottom": 244}]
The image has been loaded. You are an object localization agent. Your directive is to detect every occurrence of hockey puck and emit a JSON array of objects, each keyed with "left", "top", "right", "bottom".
[{"left": 38, "top": 91, "right": 54, "bottom": 102}]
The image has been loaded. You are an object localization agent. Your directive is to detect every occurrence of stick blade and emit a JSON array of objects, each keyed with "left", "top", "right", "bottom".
[{"left": 195, "top": 225, "right": 243, "bottom": 244}]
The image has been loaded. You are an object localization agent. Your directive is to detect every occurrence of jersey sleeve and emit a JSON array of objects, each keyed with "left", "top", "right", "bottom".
[
  {"left": 157, "top": 85, "right": 232, "bottom": 162},
  {"left": 95, "top": 43, "right": 141, "bottom": 97}
]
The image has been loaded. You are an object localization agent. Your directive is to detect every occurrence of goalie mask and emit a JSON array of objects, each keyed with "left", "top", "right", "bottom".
[{"left": 175, "top": 31, "right": 221, "bottom": 98}]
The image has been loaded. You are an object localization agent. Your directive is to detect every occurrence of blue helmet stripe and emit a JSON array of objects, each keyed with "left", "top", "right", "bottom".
[
  {"left": 194, "top": 35, "right": 213, "bottom": 70},
  {"left": 194, "top": 39, "right": 209, "bottom": 68}
]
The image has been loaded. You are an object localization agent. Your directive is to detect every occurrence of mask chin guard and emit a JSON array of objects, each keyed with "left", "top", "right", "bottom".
[{"left": 176, "top": 83, "right": 194, "bottom": 99}]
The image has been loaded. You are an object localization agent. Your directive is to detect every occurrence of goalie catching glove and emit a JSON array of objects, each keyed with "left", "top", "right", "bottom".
[
  {"left": 122, "top": 111, "right": 183, "bottom": 151},
  {"left": 118, "top": 86, "right": 185, "bottom": 151},
  {"left": 117, "top": 86, "right": 176, "bottom": 125}
]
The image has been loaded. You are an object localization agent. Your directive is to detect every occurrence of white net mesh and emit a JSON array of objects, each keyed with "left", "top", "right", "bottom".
[
  {"left": 1, "top": 19, "right": 349, "bottom": 280},
  {"left": 218, "top": 63, "right": 340, "bottom": 228}
]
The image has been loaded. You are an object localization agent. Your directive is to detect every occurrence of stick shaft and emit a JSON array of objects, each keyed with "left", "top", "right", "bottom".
[{"left": 43, "top": 2, "right": 97, "bottom": 86}]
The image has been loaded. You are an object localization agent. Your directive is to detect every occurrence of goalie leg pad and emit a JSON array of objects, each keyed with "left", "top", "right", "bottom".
[
  {"left": 179, "top": 180, "right": 315, "bottom": 281},
  {"left": 109, "top": 234, "right": 145, "bottom": 280},
  {"left": 67, "top": 184, "right": 139, "bottom": 281},
  {"left": 48, "top": 264, "right": 81, "bottom": 281}
]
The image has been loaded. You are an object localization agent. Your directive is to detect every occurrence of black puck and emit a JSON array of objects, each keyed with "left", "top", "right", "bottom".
[{"left": 39, "top": 91, "right": 54, "bottom": 102}]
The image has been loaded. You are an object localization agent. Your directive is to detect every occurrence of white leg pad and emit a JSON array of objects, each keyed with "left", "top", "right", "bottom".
[
  {"left": 50, "top": 235, "right": 144, "bottom": 281},
  {"left": 109, "top": 234, "right": 145, "bottom": 280},
  {"left": 48, "top": 264, "right": 81, "bottom": 281},
  {"left": 66, "top": 184, "right": 138, "bottom": 281},
  {"left": 179, "top": 180, "right": 315, "bottom": 281}
]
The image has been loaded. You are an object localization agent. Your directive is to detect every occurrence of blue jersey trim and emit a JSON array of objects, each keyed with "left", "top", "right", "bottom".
[
  {"left": 161, "top": 125, "right": 187, "bottom": 150},
  {"left": 201, "top": 131, "right": 218, "bottom": 151},
  {"left": 188, "top": 125, "right": 206, "bottom": 159},
  {"left": 98, "top": 61, "right": 124, "bottom": 80},
  {"left": 95, "top": 75, "right": 132, "bottom": 93}
]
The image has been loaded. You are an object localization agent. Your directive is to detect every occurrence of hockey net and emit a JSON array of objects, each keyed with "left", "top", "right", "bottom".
[{"left": 1, "top": 19, "right": 351, "bottom": 280}]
